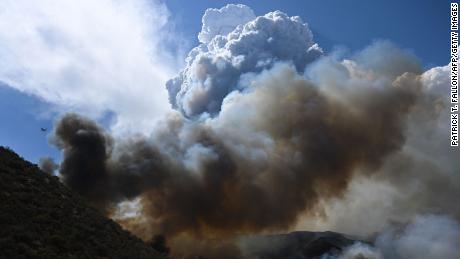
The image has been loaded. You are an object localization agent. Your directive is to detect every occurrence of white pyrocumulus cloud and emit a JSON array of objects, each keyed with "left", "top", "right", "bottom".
[
  {"left": 198, "top": 4, "right": 256, "bottom": 44},
  {"left": 167, "top": 4, "right": 322, "bottom": 117},
  {"left": 0, "top": 0, "right": 178, "bottom": 133}
]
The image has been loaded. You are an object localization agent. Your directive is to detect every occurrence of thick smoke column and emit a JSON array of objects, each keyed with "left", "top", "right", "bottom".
[
  {"left": 50, "top": 4, "right": 455, "bottom": 257},
  {"left": 51, "top": 114, "right": 173, "bottom": 211},
  {"left": 51, "top": 114, "right": 114, "bottom": 209}
]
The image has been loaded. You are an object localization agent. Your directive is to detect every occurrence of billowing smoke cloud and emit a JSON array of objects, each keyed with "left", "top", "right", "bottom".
[
  {"left": 51, "top": 114, "right": 174, "bottom": 211},
  {"left": 54, "top": 50, "right": 423, "bottom": 234},
  {"left": 166, "top": 4, "right": 322, "bottom": 117},
  {"left": 51, "top": 114, "right": 115, "bottom": 209},
  {"left": 49, "top": 4, "right": 456, "bottom": 258},
  {"left": 295, "top": 63, "right": 459, "bottom": 239}
]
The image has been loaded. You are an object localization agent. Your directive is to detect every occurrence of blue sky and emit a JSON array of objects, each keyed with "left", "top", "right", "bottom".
[
  {"left": 168, "top": 0, "right": 450, "bottom": 67},
  {"left": 0, "top": 0, "right": 452, "bottom": 163}
]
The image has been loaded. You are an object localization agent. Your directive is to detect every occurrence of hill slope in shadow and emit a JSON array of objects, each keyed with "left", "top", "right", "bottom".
[{"left": 0, "top": 146, "right": 163, "bottom": 259}]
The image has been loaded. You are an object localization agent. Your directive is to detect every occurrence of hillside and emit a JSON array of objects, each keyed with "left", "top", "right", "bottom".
[{"left": 0, "top": 146, "right": 163, "bottom": 259}]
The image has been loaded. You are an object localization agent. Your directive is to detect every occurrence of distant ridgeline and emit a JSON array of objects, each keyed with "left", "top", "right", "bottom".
[{"left": 0, "top": 146, "right": 164, "bottom": 259}]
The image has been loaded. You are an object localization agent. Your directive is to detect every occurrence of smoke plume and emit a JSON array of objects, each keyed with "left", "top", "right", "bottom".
[
  {"left": 49, "top": 4, "right": 457, "bottom": 258},
  {"left": 38, "top": 156, "right": 59, "bottom": 175},
  {"left": 53, "top": 56, "right": 423, "bottom": 233}
]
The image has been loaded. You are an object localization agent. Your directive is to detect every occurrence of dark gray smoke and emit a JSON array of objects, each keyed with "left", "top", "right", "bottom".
[
  {"left": 51, "top": 114, "right": 174, "bottom": 211},
  {"left": 51, "top": 114, "right": 114, "bottom": 209}
]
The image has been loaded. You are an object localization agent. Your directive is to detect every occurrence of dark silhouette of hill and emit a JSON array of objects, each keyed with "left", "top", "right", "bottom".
[{"left": 0, "top": 146, "right": 164, "bottom": 259}]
